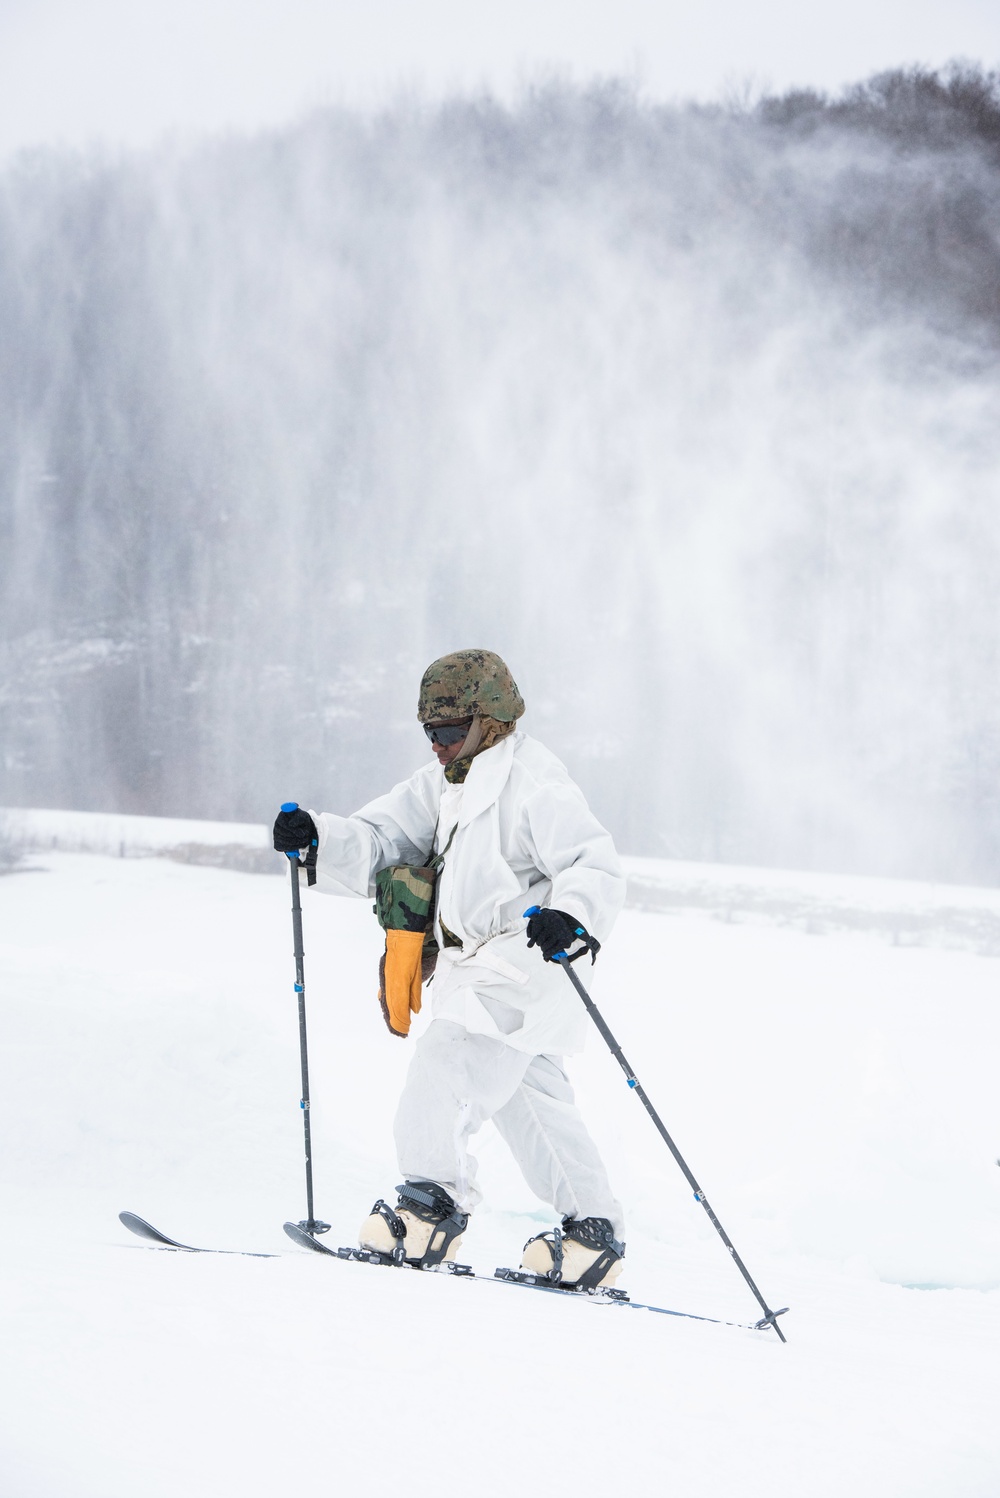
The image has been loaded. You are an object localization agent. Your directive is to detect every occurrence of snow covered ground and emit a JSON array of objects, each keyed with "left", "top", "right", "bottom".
[{"left": 1, "top": 832, "right": 998, "bottom": 1496}]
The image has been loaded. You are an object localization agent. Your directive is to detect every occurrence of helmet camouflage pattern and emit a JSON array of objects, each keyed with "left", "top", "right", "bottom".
[{"left": 417, "top": 649, "right": 525, "bottom": 723}]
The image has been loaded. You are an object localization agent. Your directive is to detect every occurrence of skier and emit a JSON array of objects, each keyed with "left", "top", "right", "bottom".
[{"left": 272, "top": 649, "right": 627, "bottom": 1289}]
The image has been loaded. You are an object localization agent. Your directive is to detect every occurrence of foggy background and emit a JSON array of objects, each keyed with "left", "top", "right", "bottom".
[
  {"left": 2, "top": 66, "right": 1000, "bottom": 881},
  {"left": 4, "top": 0, "right": 1000, "bottom": 158}
]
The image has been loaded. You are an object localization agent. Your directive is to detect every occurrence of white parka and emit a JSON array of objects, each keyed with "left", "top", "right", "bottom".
[{"left": 311, "top": 730, "right": 625, "bottom": 1056}]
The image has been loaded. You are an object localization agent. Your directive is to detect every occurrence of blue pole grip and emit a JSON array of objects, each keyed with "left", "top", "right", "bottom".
[{"left": 523, "top": 904, "right": 541, "bottom": 917}]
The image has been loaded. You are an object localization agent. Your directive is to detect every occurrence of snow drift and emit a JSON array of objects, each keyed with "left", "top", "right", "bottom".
[{"left": 1, "top": 831, "right": 997, "bottom": 1494}]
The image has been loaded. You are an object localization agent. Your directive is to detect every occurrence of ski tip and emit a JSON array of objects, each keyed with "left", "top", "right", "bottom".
[
  {"left": 118, "top": 1211, "right": 189, "bottom": 1250},
  {"left": 119, "top": 1210, "right": 164, "bottom": 1240}
]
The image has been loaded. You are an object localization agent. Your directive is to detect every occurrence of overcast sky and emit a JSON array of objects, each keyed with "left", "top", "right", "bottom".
[{"left": 2, "top": 0, "right": 999, "bottom": 158}]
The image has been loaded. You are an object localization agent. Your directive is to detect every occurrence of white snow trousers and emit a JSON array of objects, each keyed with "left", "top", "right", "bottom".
[{"left": 394, "top": 1017, "right": 624, "bottom": 1237}]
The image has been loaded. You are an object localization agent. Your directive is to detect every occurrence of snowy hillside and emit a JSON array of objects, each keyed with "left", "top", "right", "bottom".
[{"left": 1, "top": 826, "right": 998, "bottom": 1495}]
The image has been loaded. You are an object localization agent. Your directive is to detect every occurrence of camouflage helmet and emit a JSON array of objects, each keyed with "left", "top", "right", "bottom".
[{"left": 418, "top": 649, "right": 525, "bottom": 724}]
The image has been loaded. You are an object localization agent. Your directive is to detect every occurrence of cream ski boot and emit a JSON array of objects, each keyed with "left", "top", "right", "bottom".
[
  {"left": 359, "top": 1180, "right": 469, "bottom": 1266},
  {"left": 520, "top": 1216, "right": 625, "bottom": 1289}
]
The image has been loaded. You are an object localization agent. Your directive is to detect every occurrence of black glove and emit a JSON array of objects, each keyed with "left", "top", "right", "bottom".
[
  {"left": 526, "top": 907, "right": 601, "bottom": 965},
  {"left": 273, "top": 806, "right": 318, "bottom": 853}
]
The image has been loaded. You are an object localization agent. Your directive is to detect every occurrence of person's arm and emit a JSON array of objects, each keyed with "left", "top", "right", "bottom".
[
  {"left": 310, "top": 767, "right": 439, "bottom": 897},
  {"left": 519, "top": 778, "right": 625, "bottom": 943}
]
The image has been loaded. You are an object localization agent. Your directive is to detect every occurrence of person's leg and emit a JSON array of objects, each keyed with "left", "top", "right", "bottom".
[
  {"left": 392, "top": 1019, "right": 531, "bottom": 1212},
  {"left": 491, "top": 1054, "right": 624, "bottom": 1237}
]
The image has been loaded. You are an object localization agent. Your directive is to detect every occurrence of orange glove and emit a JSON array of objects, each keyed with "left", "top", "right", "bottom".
[{"left": 378, "top": 929, "right": 425, "bottom": 1037}]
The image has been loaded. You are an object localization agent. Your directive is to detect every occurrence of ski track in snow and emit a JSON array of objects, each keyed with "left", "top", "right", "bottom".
[{"left": 1, "top": 843, "right": 998, "bottom": 1496}]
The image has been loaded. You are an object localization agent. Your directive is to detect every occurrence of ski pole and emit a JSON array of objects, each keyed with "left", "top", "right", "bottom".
[
  {"left": 282, "top": 802, "right": 330, "bottom": 1237},
  {"left": 525, "top": 907, "right": 788, "bottom": 1341}
]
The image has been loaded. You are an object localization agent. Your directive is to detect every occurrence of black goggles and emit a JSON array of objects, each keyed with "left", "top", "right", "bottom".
[{"left": 423, "top": 719, "right": 472, "bottom": 747}]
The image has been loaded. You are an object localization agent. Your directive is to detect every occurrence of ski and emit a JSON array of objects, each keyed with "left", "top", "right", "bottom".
[
  {"left": 119, "top": 1211, "right": 278, "bottom": 1257},
  {"left": 492, "top": 1267, "right": 788, "bottom": 1331},
  {"left": 282, "top": 1219, "right": 474, "bottom": 1273},
  {"left": 281, "top": 1222, "right": 786, "bottom": 1333}
]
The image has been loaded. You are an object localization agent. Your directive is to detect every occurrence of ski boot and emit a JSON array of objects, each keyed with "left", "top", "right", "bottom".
[
  {"left": 359, "top": 1181, "right": 469, "bottom": 1267},
  {"left": 520, "top": 1216, "right": 625, "bottom": 1289}
]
